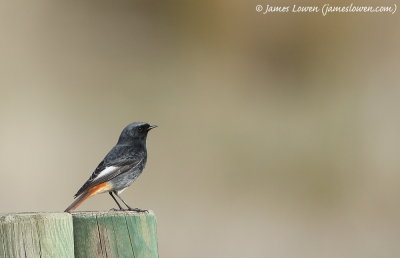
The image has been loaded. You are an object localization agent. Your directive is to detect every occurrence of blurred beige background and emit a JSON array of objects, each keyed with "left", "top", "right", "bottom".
[{"left": 1, "top": 1, "right": 400, "bottom": 257}]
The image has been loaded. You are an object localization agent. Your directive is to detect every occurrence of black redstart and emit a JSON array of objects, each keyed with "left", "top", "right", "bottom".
[{"left": 65, "top": 122, "right": 157, "bottom": 212}]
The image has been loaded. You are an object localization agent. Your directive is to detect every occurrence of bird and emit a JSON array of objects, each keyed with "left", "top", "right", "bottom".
[{"left": 64, "top": 122, "right": 157, "bottom": 212}]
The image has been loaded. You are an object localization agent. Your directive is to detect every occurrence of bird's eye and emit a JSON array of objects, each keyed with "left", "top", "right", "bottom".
[{"left": 138, "top": 126, "right": 144, "bottom": 132}]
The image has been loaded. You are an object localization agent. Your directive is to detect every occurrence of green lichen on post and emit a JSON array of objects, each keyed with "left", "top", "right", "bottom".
[
  {"left": 0, "top": 213, "right": 74, "bottom": 258},
  {"left": 72, "top": 211, "right": 159, "bottom": 258}
]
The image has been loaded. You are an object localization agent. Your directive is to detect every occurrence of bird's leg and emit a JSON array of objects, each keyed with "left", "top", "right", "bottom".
[
  {"left": 114, "top": 192, "right": 147, "bottom": 212},
  {"left": 109, "top": 192, "right": 124, "bottom": 210}
]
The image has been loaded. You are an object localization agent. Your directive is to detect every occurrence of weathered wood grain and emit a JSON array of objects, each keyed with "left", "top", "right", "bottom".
[
  {"left": 72, "top": 210, "right": 158, "bottom": 258},
  {"left": 0, "top": 212, "right": 74, "bottom": 258}
]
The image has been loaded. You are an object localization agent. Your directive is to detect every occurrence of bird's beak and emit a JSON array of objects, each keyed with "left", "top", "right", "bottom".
[{"left": 147, "top": 125, "right": 158, "bottom": 131}]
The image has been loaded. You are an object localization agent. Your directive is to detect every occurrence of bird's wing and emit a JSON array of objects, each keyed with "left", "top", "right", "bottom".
[{"left": 74, "top": 149, "right": 143, "bottom": 198}]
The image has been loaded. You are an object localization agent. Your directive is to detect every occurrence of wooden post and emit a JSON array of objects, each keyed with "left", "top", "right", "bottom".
[
  {"left": 72, "top": 210, "right": 159, "bottom": 258},
  {"left": 0, "top": 212, "right": 74, "bottom": 257}
]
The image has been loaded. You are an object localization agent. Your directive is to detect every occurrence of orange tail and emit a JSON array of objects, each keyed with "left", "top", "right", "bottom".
[
  {"left": 64, "top": 182, "right": 112, "bottom": 212},
  {"left": 64, "top": 191, "right": 92, "bottom": 212}
]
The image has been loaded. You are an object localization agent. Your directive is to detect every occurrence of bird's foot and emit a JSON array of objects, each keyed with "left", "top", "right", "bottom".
[
  {"left": 127, "top": 207, "right": 148, "bottom": 213},
  {"left": 110, "top": 208, "right": 123, "bottom": 211},
  {"left": 110, "top": 207, "right": 147, "bottom": 212}
]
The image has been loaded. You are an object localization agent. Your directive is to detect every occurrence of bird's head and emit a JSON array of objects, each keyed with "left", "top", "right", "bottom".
[{"left": 117, "top": 122, "right": 157, "bottom": 145}]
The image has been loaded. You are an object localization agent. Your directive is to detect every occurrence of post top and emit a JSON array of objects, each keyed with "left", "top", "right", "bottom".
[
  {"left": 71, "top": 210, "right": 155, "bottom": 217},
  {"left": 0, "top": 212, "right": 71, "bottom": 224}
]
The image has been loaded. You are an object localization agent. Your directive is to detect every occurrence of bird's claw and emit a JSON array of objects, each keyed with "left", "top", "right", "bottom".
[
  {"left": 110, "top": 207, "right": 148, "bottom": 213},
  {"left": 127, "top": 208, "right": 148, "bottom": 213}
]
